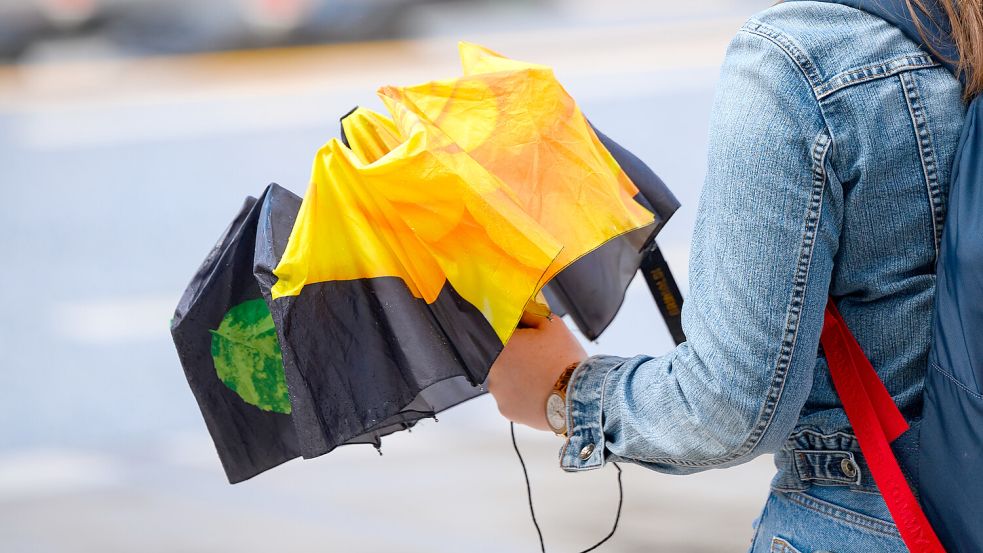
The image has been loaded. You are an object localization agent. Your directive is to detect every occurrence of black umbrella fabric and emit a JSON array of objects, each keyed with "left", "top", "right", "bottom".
[
  {"left": 170, "top": 189, "right": 300, "bottom": 483},
  {"left": 541, "top": 125, "right": 682, "bottom": 342},
  {"left": 172, "top": 183, "right": 488, "bottom": 482},
  {"left": 252, "top": 183, "right": 488, "bottom": 460}
]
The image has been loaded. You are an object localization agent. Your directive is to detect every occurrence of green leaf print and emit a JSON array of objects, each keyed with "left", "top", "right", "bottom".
[{"left": 210, "top": 298, "right": 291, "bottom": 414}]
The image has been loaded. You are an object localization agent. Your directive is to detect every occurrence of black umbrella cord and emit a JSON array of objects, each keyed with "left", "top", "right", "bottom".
[{"left": 509, "top": 422, "right": 624, "bottom": 552}]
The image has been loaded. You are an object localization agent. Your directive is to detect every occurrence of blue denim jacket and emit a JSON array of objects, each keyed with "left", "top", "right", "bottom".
[{"left": 561, "top": 1, "right": 966, "bottom": 494}]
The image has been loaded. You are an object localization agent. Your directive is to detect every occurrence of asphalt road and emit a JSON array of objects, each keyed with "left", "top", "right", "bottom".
[{"left": 0, "top": 2, "right": 777, "bottom": 551}]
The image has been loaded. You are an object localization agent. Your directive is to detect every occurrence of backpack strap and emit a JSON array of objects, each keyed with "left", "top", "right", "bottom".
[{"left": 821, "top": 300, "right": 946, "bottom": 552}]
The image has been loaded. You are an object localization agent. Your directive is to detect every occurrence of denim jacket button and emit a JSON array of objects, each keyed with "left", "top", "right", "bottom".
[
  {"left": 579, "top": 443, "right": 596, "bottom": 460},
  {"left": 841, "top": 457, "right": 858, "bottom": 479}
]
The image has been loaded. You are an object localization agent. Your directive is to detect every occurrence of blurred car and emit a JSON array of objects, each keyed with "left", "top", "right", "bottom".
[
  {"left": 0, "top": 0, "right": 461, "bottom": 61},
  {"left": 0, "top": 0, "right": 102, "bottom": 58},
  {"left": 98, "top": 0, "right": 429, "bottom": 55}
]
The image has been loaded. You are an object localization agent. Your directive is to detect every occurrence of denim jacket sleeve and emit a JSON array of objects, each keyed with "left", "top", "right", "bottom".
[{"left": 560, "top": 23, "right": 844, "bottom": 473}]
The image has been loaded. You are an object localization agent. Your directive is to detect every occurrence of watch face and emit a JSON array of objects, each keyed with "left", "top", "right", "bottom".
[{"left": 546, "top": 393, "right": 566, "bottom": 433}]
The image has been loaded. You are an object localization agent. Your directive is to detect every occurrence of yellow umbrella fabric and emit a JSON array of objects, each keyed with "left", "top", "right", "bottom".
[{"left": 271, "top": 42, "right": 654, "bottom": 344}]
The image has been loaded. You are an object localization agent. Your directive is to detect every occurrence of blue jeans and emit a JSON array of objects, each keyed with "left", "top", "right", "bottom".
[{"left": 749, "top": 487, "right": 906, "bottom": 552}]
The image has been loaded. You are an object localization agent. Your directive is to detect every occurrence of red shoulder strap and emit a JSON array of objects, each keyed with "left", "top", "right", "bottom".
[{"left": 821, "top": 300, "right": 945, "bottom": 552}]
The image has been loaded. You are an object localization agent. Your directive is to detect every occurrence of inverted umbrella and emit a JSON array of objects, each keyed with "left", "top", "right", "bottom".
[
  {"left": 173, "top": 42, "right": 683, "bottom": 480},
  {"left": 258, "top": 43, "right": 662, "bottom": 461}
]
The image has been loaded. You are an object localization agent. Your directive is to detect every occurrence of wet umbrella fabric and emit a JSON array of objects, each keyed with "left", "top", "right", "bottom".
[
  {"left": 170, "top": 190, "right": 300, "bottom": 484},
  {"left": 253, "top": 183, "right": 488, "bottom": 459},
  {"left": 172, "top": 183, "right": 487, "bottom": 482}
]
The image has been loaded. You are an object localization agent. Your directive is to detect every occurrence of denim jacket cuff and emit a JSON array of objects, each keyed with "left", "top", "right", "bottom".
[{"left": 558, "top": 354, "right": 626, "bottom": 471}]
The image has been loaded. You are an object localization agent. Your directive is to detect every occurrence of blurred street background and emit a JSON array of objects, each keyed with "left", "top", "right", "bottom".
[{"left": 1, "top": 1, "right": 775, "bottom": 551}]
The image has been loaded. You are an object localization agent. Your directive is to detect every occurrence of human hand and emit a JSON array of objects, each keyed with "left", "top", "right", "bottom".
[{"left": 486, "top": 312, "right": 586, "bottom": 432}]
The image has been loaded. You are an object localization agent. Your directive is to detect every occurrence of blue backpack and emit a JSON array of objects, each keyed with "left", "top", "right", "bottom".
[{"left": 789, "top": 1, "right": 982, "bottom": 551}]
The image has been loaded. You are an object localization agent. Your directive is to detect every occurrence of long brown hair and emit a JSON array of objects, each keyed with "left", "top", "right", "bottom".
[{"left": 907, "top": 0, "right": 983, "bottom": 99}]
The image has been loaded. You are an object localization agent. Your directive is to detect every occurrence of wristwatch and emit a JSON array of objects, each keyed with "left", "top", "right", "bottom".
[{"left": 545, "top": 361, "right": 580, "bottom": 436}]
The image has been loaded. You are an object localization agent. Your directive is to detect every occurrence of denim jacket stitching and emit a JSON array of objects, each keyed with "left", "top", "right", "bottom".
[
  {"left": 742, "top": 20, "right": 942, "bottom": 112},
  {"left": 741, "top": 21, "right": 824, "bottom": 94},
  {"left": 784, "top": 491, "right": 900, "bottom": 538},
  {"left": 634, "top": 130, "right": 833, "bottom": 468},
  {"left": 899, "top": 70, "right": 946, "bottom": 256},
  {"left": 775, "top": 428, "right": 886, "bottom": 495},
  {"left": 751, "top": 129, "right": 834, "bottom": 456},
  {"left": 571, "top": 359, "right": 615, "bottom": 469},
  {"left": 813, "top": 54, "right": 939, "bottom": 100},
  {"left": 560, "top": 356, "right": 616, "bottom": 471},
  {"left": 787, "top": 428, "right": 857, "bottom": 442},
  {"left": 793, "top": 449, "right": 863, "bottom": 486}
]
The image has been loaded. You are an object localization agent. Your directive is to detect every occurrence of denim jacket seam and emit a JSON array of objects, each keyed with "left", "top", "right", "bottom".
[
  {"left": 591, "top": 357, "right": 617, "bottom": 466},
  {"left": 740, "top": 20, "right": 824, "bottom": 94},
  {"left": 783, "top": 491, "right": 900, "bottom": 538},
  {"left": 737, "top": 20, "right": 841, "bottom": 175},
  {"left": 626, "top": 130, "right": 834, "bottom": 468},
  {"left": 741, "top": 19, "right": 941, "bottom": 111},
  {"left": 811, "top": 54, "right": 938, "bottom": 100},
  {"left": 749, "top": 129, "right": 834, "bottom": 457},
  {"left": 898, "top": 70, "right": 946, "bottom": 256},
  {"left": 775, "top": 428, "right": 890, "bottom": 495},
  {"left": 559, "top": 355, "right": 618, "bottom": 470},
  {"left": 787, "top": 427, "right": 857, "bottom": 442},
  {"left": 792, "top": 449, "right": 863, "bottom": 486}
]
